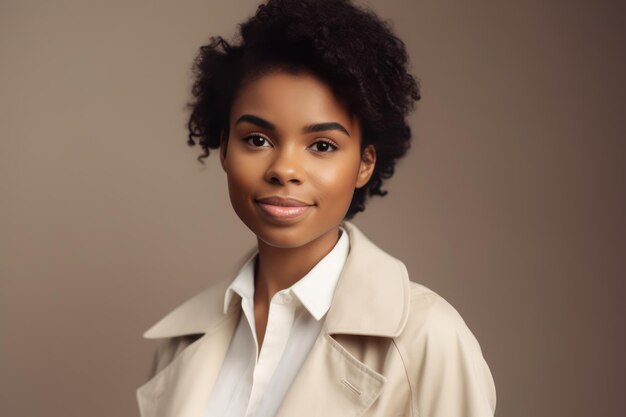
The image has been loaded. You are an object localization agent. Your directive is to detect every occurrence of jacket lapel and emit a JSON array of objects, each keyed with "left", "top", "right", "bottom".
[
  {"left": 137, "top": 221, "right": 410, "bottom": 417},
  {"left": 275, "top": 221, "right": 410, "bottom": 417},
  {"left": 137, "top": 273, "right": 247, "bottom": 417},
  {"left": 137, "top": 308, "right": 240, "bottom": 417}
]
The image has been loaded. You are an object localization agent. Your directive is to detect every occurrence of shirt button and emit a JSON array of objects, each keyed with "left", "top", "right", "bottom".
[{"left": 282, "top": 293, "right": 293, "bottom": 303}]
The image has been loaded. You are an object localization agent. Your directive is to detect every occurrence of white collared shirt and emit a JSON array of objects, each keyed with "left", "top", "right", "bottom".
[{"left": 203, "top": 227, "right": 350, "bottom": 417}]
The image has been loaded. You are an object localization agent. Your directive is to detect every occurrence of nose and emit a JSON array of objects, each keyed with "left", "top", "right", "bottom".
[{"left": 264, "top": 145, "right": 304, "bottom": 186}]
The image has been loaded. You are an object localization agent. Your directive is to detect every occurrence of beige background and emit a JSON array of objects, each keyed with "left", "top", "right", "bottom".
[{"left": 1, "top": 0, "right": 624, "bottom": 416}]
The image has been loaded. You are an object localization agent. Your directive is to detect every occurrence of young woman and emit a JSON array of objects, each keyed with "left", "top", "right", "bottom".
[{"left": 137, "top": 1, "right": 496, "bottom": 416}]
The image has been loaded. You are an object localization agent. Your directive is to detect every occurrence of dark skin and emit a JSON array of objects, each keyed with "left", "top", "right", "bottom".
[{"left": 220, "top": 71, "right": 376, "bottom": 350}]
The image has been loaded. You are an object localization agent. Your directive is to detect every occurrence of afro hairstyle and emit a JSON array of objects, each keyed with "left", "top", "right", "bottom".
[{"left": 186, "top": 0, "right": 420, "bottom": 219}]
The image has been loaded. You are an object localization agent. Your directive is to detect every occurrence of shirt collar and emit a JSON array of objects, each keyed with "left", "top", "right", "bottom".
[
  {"left": 223, "top": 226, "right": 350, "bottom": 321},
  {"left": 222, "top": 251, "right": 257, "bottom": 312},
  {"left": 143, "top": 221, "right": 410, "bottom": 339}
]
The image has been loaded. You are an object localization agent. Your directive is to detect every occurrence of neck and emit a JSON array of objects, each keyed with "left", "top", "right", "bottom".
[{"left": 254, "top": 226, "right": 341, "bottom": 305}]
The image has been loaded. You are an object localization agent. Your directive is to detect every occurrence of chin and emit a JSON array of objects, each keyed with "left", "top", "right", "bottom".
[{"left": 252, "top": 223, "right": 317, "bottom": 249}]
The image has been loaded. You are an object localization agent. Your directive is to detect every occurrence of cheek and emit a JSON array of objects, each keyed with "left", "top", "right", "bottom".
[
  {"left": 309, "top": 156, "right": 360, "bottom": 203},
  {"left": 225, "top": 151, "right": 260, "bottom": 190},
  {"left": 225, "top": 156, "right": 257, "bottom": 209},
  {"left": 226, "top": 169, "right": 258, "bottom": 228}
]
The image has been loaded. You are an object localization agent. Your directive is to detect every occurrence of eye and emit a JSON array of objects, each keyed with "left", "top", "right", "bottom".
[
  {"left": 310, "top": 140, "right": 338, "bottom": 153},
  {"left": 245, "top": 134, "right": 272, "bottom": 148}
]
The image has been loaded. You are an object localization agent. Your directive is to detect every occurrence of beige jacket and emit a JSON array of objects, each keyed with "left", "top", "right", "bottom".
[{"left": 137, "top": 221, "right": 496, "bottom": 417}]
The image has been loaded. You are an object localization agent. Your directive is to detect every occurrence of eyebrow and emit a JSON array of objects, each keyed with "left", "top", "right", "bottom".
[
  {"left": 235, "top": 114, "right": 275, "bottom": 131},
  {"left": 303, "top": 122, "right": 350, "bottom": 137},
  {"left": 235, "top": 114, "right": 350, "bottom": 136}
]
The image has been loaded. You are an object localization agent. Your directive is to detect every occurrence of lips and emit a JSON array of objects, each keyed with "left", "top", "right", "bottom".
[
  {"left": 255, "top": 196, "right": 314, "bottom": 221},
  {"left": 255, "top": 196, "right": 313, "bottom": 207}
]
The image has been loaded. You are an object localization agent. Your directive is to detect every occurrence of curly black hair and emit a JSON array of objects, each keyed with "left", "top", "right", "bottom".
[{"left": 186, "top": 0, "right": 420, "bottom": 219}]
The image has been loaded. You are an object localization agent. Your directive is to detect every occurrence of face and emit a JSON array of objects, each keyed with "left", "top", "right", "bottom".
[{"left": 221, "top": 70, "right": 376, "bottom": 249}]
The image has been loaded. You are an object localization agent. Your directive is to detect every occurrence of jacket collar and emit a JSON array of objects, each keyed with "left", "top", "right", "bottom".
[{"left": 143, "top": 220, "right": 410, "bottom": 339}]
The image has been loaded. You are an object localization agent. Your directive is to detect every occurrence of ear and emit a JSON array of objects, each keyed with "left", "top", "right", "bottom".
[
  {"left": 219, "top": 132, "right": 228, "bottom": 172},
  {"left": 355, "top": 144, "right": 376, "bottom": 189}
]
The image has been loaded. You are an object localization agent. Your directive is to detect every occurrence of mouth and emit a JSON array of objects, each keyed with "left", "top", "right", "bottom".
[{"left": 255, "top": 196, "right": 315, "bottom": 221}]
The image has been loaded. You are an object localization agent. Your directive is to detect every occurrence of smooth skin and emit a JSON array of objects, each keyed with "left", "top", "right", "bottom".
[{"left": 220, "top": 71, "right": 376, "bottom": 349}]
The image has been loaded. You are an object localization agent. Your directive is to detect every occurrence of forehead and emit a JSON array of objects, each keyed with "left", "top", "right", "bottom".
[{"left": 230, "top": 71, "right": 358, "bottom": 131}]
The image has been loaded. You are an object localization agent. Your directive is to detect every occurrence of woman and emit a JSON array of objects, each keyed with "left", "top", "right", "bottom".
[{"left": 137, "top": 1, "right": 496, "bottom": 416}]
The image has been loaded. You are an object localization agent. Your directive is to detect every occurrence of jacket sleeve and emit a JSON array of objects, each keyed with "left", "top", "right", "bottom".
[{"left": 403, "top": 294, "right": 497, "bottom": 417}]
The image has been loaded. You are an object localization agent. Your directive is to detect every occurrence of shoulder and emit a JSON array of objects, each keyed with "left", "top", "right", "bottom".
[
  {"left": 400, "top": 282, "right": 481, "bottom": 347},
  {"left": 394, "top": 281, "right": 497, "bottom": 415},
  {"left": 396, "top": 281, "right": 489, "bottom": 369}
]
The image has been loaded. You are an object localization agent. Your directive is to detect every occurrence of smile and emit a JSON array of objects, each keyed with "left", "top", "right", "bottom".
[
  {"left": 254, "top": 196, "right": 315, "bottom": 222},
  {"left": 256, "top": 203, "right": 312, "bottom": 219}
]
